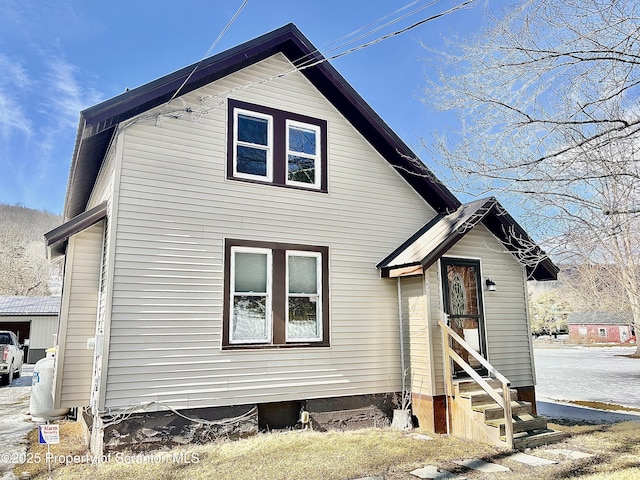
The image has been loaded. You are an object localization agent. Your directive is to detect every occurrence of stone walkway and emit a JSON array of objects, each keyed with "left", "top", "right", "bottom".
[{"left": 354, "top": 444, "right": 595, "bottom": 480}]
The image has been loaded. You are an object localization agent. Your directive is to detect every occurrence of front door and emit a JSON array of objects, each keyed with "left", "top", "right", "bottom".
[{"left": 441, "top": 258, "right": 487, "bottom": 375}]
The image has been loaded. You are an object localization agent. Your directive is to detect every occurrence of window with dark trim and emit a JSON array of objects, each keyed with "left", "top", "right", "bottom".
[
  {"left": 223, "top": 239, "right": 330, "bottom": 349},
  {"left": 227, "top": 99, "right": 328, "bottom": 192}
]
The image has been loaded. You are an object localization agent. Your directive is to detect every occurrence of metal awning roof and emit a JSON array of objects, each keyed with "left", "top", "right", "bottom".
[
  {"left": 377, "top": 197, "right": 558, "bottom": 281},
  {"left": 44, "top": 201, "right": 107, "bottom": 259}
]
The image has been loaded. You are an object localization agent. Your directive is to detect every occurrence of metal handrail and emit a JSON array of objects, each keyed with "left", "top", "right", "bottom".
[{"left": 439, "top": 320, "right": 514, "bottom": 449}]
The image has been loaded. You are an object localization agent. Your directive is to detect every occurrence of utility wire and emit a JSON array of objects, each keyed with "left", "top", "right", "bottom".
[
  {"left": 164, "top": 0, "right": 249, "bottom": 108},
  {"left": 306, "top": 0, "right": 477, "bottom": 66},
  {"left": 141, "top": 0, "right": 478, "bottom": 124},
  {"left": 196, "top": 0, "right": 478, "bottom": 113},
  {"left": 294, "top": 0, "right": 441, "bottom": 71}
]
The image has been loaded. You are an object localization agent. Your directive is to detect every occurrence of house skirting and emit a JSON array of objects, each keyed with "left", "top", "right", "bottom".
[
  {"left": 85, "top": 393, "right": 396, "bottom": 454},
  {"left": 411, "top": 393, "right": 447, "bottom": 434},
  {"left": 411, "top": 386, "right": 538, "bottom": 435},
  {"left": 515, "top": 385, "right": 537, "bottom": 414}
]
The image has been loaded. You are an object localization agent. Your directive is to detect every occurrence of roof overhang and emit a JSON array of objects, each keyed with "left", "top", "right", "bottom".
[
  {"left": 62, "top": 23, "right": 459, "bottom": 222},
  {"left": 44, "top": 201, "right": 107, "bottom": 260},
  {"left": 377, "top": 197, "right": 558, "bottom": 281}
]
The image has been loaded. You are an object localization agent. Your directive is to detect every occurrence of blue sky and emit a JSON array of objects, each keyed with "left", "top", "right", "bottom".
[{"left": 0, "top": 0, "right": 504, "bottom": 214}]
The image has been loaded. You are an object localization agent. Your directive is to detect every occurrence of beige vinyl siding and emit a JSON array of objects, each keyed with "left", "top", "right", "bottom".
[
  {"left": 400, "top": 275, "right": 434, "bottom": 398},
  {"left": 425, "top": 263, "right": 446, "bottom": 395},
  {"left": 54, "top": 222, "right": 104, "bottom": 408},
  {"left": 103, "top": 53, "right": 437, "bottom": 410},
  {"left": 429, "top": 224, "right": 534, "bottom": 394}
]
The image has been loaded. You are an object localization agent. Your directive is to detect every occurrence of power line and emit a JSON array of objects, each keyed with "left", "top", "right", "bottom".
[
  {"left": 142, "top": 0, "right": 478, "bottom": 125},
  {"left": 164, "top": 0, "right": 249, "bottom": 108}
]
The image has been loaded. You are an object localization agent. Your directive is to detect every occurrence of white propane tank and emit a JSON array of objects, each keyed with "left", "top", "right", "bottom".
[{"left": 30, "top": 347, "right": 69, "bottom": 423}]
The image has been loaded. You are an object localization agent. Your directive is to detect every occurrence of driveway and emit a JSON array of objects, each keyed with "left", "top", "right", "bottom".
[{"left": 0, "top": 364, "right": 35, "bottom": 480}]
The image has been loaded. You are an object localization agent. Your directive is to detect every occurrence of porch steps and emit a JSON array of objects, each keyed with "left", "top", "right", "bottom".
[{"left": 452, "top": 379, "right": 565, "bottom": 450}]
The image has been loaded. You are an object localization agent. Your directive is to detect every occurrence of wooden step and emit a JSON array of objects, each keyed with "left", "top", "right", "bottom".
[
  {"left": 486, "top": 414, "right": 549, "bottom": 436},
  {"left": 473, "top": 401, "right": 533, "bottom": 421},
  {"left": 458, "top": 389, "right": 518, "bottom": 406},
  {"left": 509, "top": 429, "right": 567, "bottom": 449},
  {"left": 454, "top": 378, "right": 503, "bottom": 394}
]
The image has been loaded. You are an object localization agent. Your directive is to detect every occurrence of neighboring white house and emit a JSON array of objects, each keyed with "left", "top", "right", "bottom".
[
  {"left": 0, "top": 296, "right": 60, "bottom": 363},
  {"left": 45, "top": 24, "right": 559, "bottom": 453}
]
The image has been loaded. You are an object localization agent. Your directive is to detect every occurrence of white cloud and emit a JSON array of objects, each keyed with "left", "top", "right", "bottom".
[
  {"left": 45, "top": 58, "right": 103, "bottom": 129},
  {"left": 0, "top": 90, "right": 33, "bottom": 138},
  {"left": 0, "top": 53, "right": 31, "bottom": 88}
]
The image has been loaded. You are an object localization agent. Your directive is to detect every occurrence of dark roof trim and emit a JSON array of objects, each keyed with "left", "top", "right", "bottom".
[
  {"left": 378, "top": 197, "right": 559, "bottom": 281},
  {"left": 481, "top": 205, "right": 558, "bottom": 281},
  {"left": 45, "top": 201, "right": 107, "bottom": 259},
  {"left": 63, "top": 23, "right": 459, "bottom": 220},
  {"left": 377, "top": 213, "right": 446, "bottom": 272},
  {"left": 378, "top": 198, "right": 496, "bottom": 277}
]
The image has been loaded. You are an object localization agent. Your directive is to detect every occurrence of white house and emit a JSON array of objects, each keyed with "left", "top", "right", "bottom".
[{"left": 45, "top": 24, "right": 560, "bottom": 453}]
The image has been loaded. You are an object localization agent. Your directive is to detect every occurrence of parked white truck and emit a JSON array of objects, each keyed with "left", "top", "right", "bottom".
[{"left": 0, "top": 330, "right": 24, "bottom": 386}]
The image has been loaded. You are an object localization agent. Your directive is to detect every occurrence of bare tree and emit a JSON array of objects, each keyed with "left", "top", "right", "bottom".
[
  {"left": 562, "top": 264, "right": 633, "bottom": 315},
  {"left": 0, "top": 204, "right": 62, "bottom": 296},
  {"left": 529, "top": 289, "right": 570, "bottom": 335},
  {"left": 424, "top": 0, "right": 640, "bottom": 355}
]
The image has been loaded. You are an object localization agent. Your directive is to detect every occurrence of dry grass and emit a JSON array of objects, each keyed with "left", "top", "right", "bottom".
[
  {"left": 14, "top": 427, "right": 496, "bottom": 480},
  {"left": 562, "top": 400, "right": 640, "bottom": 414},
  {"left": 12, "top": 421, "right": 640, "bottom": 480}
]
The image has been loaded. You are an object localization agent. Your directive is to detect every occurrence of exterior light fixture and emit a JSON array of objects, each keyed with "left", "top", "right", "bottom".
[{"left": 485, "top": 279, "right": 496, "bottom": 292}]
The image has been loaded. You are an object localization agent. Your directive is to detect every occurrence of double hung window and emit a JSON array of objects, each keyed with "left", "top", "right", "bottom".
[
  {"left": 230, "top": 248, "right": 272, "bottom": 343},
  {"left": 233, "top": 111, "right": 273, "bottom": 181},
  {"left": 286, "top": 121, "right": 321, "bottom": 188},
  {"left": 223, "top": 239, "right": 329, "bottom": 348},
  {"left": 228, "top": 99, "right": 327, "bottom": 191}
]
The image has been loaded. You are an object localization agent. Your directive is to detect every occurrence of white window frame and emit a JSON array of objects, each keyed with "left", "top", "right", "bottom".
[
  {"left": 285, "top": 250, "right": 322, "bottom": 342},
  {"left": 285, "top": 120, "right": 321, "bottom": 189},
  {"left": 598, "top": 327, "right": 607, "bottom": 337},
  {"left": 229, "top": 246, "right": 273, "bottom": 344},
  {"left": 233, "top": 108, "right": 274, "bottom": 182}
]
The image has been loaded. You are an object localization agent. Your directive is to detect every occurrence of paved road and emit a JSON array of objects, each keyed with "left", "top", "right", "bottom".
[{"left": 534, "top": 344, "right": 640, "bottom": 420}]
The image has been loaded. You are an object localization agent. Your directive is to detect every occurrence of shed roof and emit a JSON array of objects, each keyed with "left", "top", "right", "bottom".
[
  {"left": 567, "top": 312, "right": 632, "bottom": 326},
  {"left": 44, "top": 201, "right": 107, "bottom": 260},
  {"left": 0, "top": 296, "right": 61, "bottom": 316}
]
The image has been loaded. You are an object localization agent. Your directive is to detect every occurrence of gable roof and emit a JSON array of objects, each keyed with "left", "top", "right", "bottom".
[
  {"left": 62, "top": 23, "right": 557, "bottom": 281},
  {"left": 567, "top": 312, "right": 632, "bottom": 326},
  {"left": 377, "top": 197, "right": 559, "bottom": 280},
  {"left": 0, "top": 296, "right": 61, "bottom": 316},
  {"left": 64, "top": 23, "right": 459, "bottom": 222}
]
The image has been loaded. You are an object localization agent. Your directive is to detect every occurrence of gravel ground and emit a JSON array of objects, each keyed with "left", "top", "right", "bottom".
[{"left": 0, "top": 364, "right": 36, "bottom": 480}]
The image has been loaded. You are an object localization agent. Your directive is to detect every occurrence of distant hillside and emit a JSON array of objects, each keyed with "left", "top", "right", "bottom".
[{"left": 0, "top": 203, "right": 62, "bottom": 296}]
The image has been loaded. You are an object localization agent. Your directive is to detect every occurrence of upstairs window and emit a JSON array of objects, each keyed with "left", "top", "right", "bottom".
[
  {"left": 228, "top": 99, "right": 327, "bottom": 192},
  {"left": 286, "top": 121, "right": 321, "bottom": 189},
  {"left": 233, "top": 110, "right": 273, "bottom": 181}
]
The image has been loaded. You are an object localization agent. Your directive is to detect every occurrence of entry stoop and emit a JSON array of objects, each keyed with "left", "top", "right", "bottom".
[{"left": 452, "top": 379, "right": 566, "bottom": 450}]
